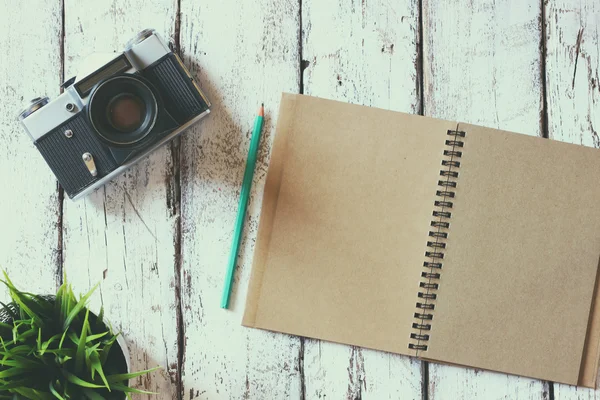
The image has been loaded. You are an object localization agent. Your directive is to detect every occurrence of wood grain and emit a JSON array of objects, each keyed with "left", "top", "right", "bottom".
[
  {"left": 300, "top": 0, "right": 423, "bottom": 398},
  {"left": 60, "top": 1, "right": 180, "bottom": 398},
  {"left": 545, "top": 0, "right": 599, "bottom": 148},
  {"left": 0, "top": 0, "right": 61, "bottom": 293},
  {"left": 546, "top": 0, "right": 600, "bottom": 397},
  {"left": 1, "top": 0, "right": 598, "bottom": 398},
  {"left": 423, "top": 0, "right": 549, "bottom": 398},
  {"left": 178, "top": 0, "right": 302, "bottom": 398}
]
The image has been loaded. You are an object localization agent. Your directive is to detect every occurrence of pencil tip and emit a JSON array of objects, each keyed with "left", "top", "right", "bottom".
[{"left": 258, "top": 104, "right": 264, "bottom": 117}]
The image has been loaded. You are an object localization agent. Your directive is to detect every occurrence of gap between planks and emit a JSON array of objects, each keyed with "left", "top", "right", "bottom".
[{"left": 172, "top": 0, "right": 185, "bottom": 398}]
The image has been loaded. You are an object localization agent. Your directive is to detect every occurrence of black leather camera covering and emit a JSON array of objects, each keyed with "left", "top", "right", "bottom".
[
  {"left": 35, "top": 113, "right": 117, "bottom": 197},
  {"left": 142, "top": 53, "right": 209, "bottom": 124}
]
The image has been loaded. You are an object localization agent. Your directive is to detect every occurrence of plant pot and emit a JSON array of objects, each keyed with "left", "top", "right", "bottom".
[{"left": 0, "top": 296, "right": 131, "bottom": 399}]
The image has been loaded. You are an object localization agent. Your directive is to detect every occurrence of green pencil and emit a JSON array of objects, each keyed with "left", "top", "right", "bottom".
[{"left": 221, "top": 104, "right": 265, "bottom": 309}]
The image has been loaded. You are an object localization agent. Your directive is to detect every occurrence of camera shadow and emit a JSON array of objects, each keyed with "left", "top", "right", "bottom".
[
  {"left": 178, "top": 53, "right": 274, "bottom": 311},
  {"left": 179, "top": 52, "right": 249, "bottom": 190}
]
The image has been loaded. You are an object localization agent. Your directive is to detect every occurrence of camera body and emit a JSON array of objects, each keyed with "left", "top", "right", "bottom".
[{"left": 19, "top": 29, "right": 211, "bottom": 200}]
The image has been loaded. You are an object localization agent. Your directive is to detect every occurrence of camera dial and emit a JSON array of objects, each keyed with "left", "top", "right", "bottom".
[
  {"left": 125, "top": 29, "right": 156, "bottom": 50},
  {"left": 18, "top": 97, "right": 49, "bottom": 121}
]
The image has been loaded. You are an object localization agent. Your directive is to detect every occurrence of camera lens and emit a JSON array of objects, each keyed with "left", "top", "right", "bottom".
[
  {"left": 107, "top": 94, "right": 146, "bottom": 133},
  {"left": 88, "top": 75, "right": 158, "bottom": 146}
]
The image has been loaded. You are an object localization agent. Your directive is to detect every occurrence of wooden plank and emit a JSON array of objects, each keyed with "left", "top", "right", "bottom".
[
  {"left": 546, "top": 0, "right": 600, "bottom": 397},
  {"left": 423, "top": 0, "right": 549, "bottom": 398},
  {"left": 0, "top": 0, "right": 61, "bottom": 294},
  {"left": 60, "top": 2, "right": 180, "bottom": 398},
  {"left": 178, "top": 1, "right": 302, "bottom": 398},
  {"left": 301, "top": 0, "right": 423, "bottom": 398},
  {"left": 545, "top": 0, "right": 599, "bottom": 147}
]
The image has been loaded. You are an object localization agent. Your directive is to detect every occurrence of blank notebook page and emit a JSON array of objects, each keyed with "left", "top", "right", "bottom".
[
  {"left": 426, "top": 123, "right": 600, "bottom": 385},
  {"left": 243, "top": 93, "right": 456, "bottom": 356}
]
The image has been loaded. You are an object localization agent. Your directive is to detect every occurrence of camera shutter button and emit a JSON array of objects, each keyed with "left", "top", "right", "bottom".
[{"left": 82, "top": 153, "right": 98, "bottom": 177}]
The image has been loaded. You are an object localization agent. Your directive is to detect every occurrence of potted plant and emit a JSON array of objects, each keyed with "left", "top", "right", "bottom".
[{"left": 0, "top": 272, "right": 157, "bottom": 399}]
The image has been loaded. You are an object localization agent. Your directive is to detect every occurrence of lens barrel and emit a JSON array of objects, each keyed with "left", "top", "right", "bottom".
[{"left": 88, "top": 75, "right": 158, "bottom": 146}]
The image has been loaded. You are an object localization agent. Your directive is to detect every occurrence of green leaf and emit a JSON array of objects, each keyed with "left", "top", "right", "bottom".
[
  {"left": 55, "top": 283, "right": 66, "bottom": 326},
  {"left": 1, "top": 276, "right": 48, "bottom": 326},
  {"left": 11, "top": 387, "right": 55, "bottom": 400},
  {"left": 36, "top": 328, "right": 42, "bottom": 351},
  {"left": 86, "top": 343, "right": 101, "bottom": 354},
  {"left": 60, "top": 285, "right": 71, "bottom": 329},
  {"left": 82, "top": 388, "right": 107, "bottom": 400},
  {"left": 0, "top": 354, "right": 44, "bottom": 368},
  {"left": 67, "top": 332, "right": 79, "bottom": 345},
  {"left": 0, "top": 376, "right": 40, "bottom": 390},
  {"left": 56, "top": 355, "right": 72, "bottom": 365},
  {"left": 86, "top": 331, "right": 109, "bottom": 343},
  {"left": 89, "top": 351, "right": 110, "bottom": 391},
  {"left": 95, "top": 306, "right": 105, "bottom": 332},
  {"left": 106, "top": 366, "right": 160, "bottom": 383},
  {"left": 58, "top": 329, "right": 68, "bottom": 350},
  {"left": 108, "top": 382, "right": 157, "bottom": 395},
  {"left": 48, "top": 380, "right": 66, "bottom": 400},
  {"left": 0, "top": 344, "right": 34, "bottom": 356},
  {"left": 63, "top": 284, "right": 99, "bottom": 332},
  {"left": 39, "top": 333, "right": 62, "bottom": 356},
  {"left": 64, "top": 371, "right": 104, "bottom": 389},
  {"left": 0, "top": 320, "right": 13, "bottom": 331},
  {"left": 99, "top": 335, "right": 118, "bottom": 366},
  {"left": 0, "top": 367, "right": 28, "bottom": 378},
  {"left": 75, "top": 309, "right": 90, "bottom": 374}
]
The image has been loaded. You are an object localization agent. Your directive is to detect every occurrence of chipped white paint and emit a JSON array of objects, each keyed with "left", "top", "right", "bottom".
[
  {"left": 301, "top": 0, "right": 423, "bottom": 398},
  {"left": 423, "top": 0, "right": 549, "bottom": 399},
  {"left": 0, "top": 0, "right": 61, "bottom": 293},
  {"left": 548, "top": 0, "right": 600, "bottom": 398},
  {"left": 60, "top": 1, "right": 180, "bottom": 398},
  {"left": 179, "top": 0, "right": 302, "bottom": 398},
  {"left": 546, "top": 0, "right": 599, "bottom": 148},
  {"left": 0, "top": 0, "right": 599, "bottom": 398}
]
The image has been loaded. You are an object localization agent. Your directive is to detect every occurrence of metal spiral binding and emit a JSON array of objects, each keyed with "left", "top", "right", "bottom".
[{"left": 408, "top": 129, "right": 465, "bottom": 354}]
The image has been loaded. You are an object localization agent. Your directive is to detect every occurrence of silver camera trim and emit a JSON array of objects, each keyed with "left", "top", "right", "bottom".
[{"left": 20, "top": 30, "right": 172, "bottom": 141}]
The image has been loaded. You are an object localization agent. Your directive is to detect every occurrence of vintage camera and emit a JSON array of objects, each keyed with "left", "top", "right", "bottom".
[{"left": 18, "top": 29, "right": 211, "bottom": 200}]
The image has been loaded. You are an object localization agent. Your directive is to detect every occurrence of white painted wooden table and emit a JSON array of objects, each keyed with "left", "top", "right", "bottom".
[{"left": 0, "top": 0, "right": 598, "bottom": 399}]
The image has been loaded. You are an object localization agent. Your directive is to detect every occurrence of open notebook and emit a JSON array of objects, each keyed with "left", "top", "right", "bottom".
[{"left": 242, "top": 93, "right": 600, "bottom": 387}]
